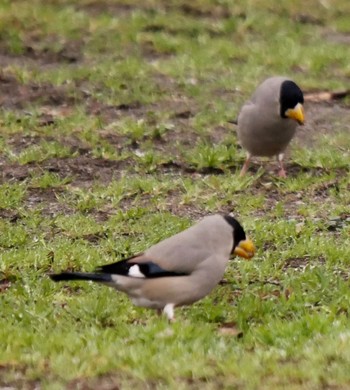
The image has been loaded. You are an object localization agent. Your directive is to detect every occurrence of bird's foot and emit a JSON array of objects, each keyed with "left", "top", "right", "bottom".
[
  {"left": 239, "top": 167, "right": 247, "bottom": 177},
  {"left": 239, "top": 154, "right": 251, "bottom": 177},
  {"left": 276, "top": 153, "right": 286, "bottom": 178},
  {"left": 278, "top": 168, "right": 287, "bottom": 178},
  {"left": 163, "top": 303, "right": 175, "bottom": 322}
]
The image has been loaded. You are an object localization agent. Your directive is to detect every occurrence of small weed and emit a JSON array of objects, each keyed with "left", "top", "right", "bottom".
[
  {"left": 9, "top": 141, "right": 74, "bottom": 164},
  {"left": 30, "top": 172, "right": 72, "bottom": 189},
  {"left": 186, "top": 141, "right": 236, "bottom": 171}
]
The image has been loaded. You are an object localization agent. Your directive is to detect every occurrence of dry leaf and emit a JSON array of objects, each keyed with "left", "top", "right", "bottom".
[
  {"left": 218, "top": 322, "right": 243, "bottom": 337},
  {"left": 304, "top": 90, "right": 349, "bottom": 102}
]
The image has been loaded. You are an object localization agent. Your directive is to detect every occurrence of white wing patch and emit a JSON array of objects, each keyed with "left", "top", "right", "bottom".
[{"left": 128, "top": 264, "right": 146, "bottom": 278}]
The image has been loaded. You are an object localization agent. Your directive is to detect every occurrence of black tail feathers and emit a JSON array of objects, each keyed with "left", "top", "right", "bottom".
[{"left": 49, "top": 272, "right": 112, "bottom": 283}]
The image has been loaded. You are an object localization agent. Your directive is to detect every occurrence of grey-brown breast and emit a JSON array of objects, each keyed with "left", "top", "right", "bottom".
[{"left": 237, "top": 77, "right": 299, "bottom": 156}]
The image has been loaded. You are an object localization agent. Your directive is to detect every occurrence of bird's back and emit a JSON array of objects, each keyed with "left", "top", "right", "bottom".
[{"left": 144, "top": 215, "right": 233, "bottom": 273}]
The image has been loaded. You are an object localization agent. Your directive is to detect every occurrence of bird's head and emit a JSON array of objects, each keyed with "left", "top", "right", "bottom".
[
  {"left": 223, "top": 215, "right": 255, "bottom": 260},
  {"left": 280, "top": 80, "right": 305, "bottom": 125}
]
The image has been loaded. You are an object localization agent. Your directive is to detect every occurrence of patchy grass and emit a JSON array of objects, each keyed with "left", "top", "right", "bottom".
[{"left": 0, "top": 0, "right": 350, "bottom": 389}]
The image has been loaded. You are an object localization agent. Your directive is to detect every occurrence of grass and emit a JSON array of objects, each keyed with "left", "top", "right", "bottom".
[{"left": 0, "top": 0, "right": 350, "bottom": 388}]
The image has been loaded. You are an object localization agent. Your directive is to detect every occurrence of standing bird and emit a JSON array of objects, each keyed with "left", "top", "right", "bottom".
[
  {"left": 236, "top": 76, "right": 305, "bottom": 177},
  {"left": 50, "top": 214, "right": 255, "bottom": 321}
]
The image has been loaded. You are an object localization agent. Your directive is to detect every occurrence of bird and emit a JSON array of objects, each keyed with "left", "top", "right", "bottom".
[
  {"left": 235, "top": 76, "right": 305, "bottom": 177},
  {"left": 50, "top": 214, "right": 255, "bottom": 321}
]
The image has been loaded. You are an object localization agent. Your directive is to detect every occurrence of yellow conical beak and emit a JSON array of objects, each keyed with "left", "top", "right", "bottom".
[
  {"left": 285, "top": 102, "right": 305, "bottom": 125},
  {"left": 233, "top": 239, "right": 255, "bottom": 260}
]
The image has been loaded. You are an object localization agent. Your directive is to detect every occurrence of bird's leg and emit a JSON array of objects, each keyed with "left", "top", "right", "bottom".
[
  {"left": 277, "top": 153, "right": 287, "bottom": 178},
  {"left": 156, "top": 309, "right": 162, "bottom": 316},
  {"left": 163, "top": 303, "right": 175, "bottom": 322},
  {"left": 239, "top": 153, "right": 252, "bottom": 177}
]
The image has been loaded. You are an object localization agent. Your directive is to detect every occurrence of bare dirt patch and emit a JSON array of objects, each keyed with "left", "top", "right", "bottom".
[
  {"left": 0, "top": 34, "right": 85, "bottom": 66},
  {"left": 0, "top": 72, "right": 79, "bottom": 109},
  {"left": 22, "top": 39, "right": 84, "bottom": 65},
  {"left": 25, "top": 186, "right": 73, "bottom": 218},
  {"left": 79, "top": 0, "right": 232, "bottom": 19},
  {"left": 0, "top": 365, "right": 40, "bottom": 390},
  {"left": 1, "top": 156, "right": 129, "bottom": 187},
  {"left": 42, "top": 156, "right": 129, "bottom": 186},
  {"left": 325, "top": 31, "right": 350, "bottom": 45},
  {"left": 1, "top": 162, "right": 31, "bottom": 183},
  {"left": 86, "top": 98, "right": 146, "bottom": 124},
  {"left": 297, "top": 101, "right": 350, "bottom": 146},
  {"left": 78, "top": 0, "right": 137, "bottom": 16}
]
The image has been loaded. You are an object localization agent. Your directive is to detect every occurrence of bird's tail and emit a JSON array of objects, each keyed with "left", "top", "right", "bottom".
[
  {"left": 49, "top": 272, "right": 112, "bottom": 283},
  {"left": 228, "top": 119, "right": 238, "bottom": 125}
]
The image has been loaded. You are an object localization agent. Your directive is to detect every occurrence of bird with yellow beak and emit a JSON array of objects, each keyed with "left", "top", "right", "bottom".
[
  {"left": 50, "top": 214, "right": 255, "bottom": 321},
  {"left": 235, "top": 76, "right": 305, "bottom": 177}
]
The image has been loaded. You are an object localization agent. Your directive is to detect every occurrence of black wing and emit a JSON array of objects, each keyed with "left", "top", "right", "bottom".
[{"left": 96, "top": 256, "right": 188, "bottom": 278}]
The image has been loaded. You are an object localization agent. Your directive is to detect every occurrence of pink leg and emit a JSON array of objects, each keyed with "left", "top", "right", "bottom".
[
  {"left": 163, "top": 304, "right": 175, "bottom": 322},
  {"left": 277, "top": 153, "right": 287, "bottom": 178},
  {"left": 239, "top": 153, "right": 251, "bottom": 177}
]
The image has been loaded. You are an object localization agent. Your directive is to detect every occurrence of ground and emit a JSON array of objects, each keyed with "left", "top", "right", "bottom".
[{"left": 0, "top": 0, "right": 350, "bottom": 389}]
